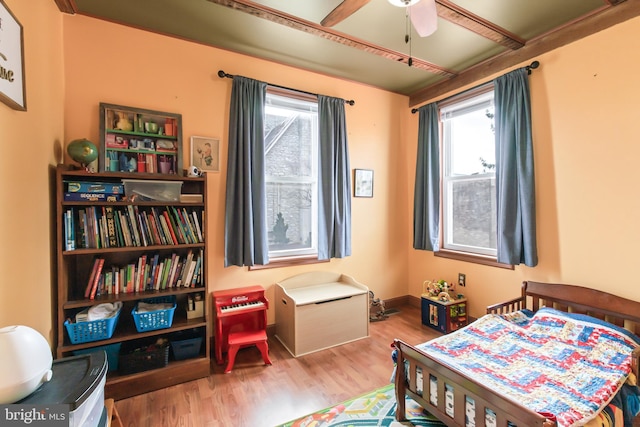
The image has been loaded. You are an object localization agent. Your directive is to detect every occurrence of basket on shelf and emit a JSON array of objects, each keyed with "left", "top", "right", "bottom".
[
  {"left": 118, "top": 338, "right": 169, "bottom": 375},
  {"left": 132, "top": 296, "right": 177, "bottom": 332},
  {"left": 64, "top": 309, "right": 121, "bottom": 344}
]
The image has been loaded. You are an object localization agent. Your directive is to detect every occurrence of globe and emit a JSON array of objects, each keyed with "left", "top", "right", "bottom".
[{"left": 67, "top": 138, "right": 98, "bottom": 170}]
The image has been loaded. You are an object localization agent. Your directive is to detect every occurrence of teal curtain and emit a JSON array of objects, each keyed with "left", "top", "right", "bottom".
[
  {"left": 224, "top": 76, "right": 269, "bottom": 267},
  {"left": 413, "top": 102, "right": 440, "bottom": 251},
  {"left": 494, "top": 68, "right": 538, "bottom": 266},
  {"left": 317, "top": 95, "right": 351, "bottom": 259}
]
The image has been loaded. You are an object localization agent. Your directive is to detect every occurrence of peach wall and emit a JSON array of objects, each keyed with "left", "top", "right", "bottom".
[
  {"left": 0, "top": 0, "right": 63, "bottom": 342},
  {"left": 406, "top": 16, "right": 640, "bottom": 317},
  {"left": 61, "top": 15, "right": 409, "bottom": 325}
]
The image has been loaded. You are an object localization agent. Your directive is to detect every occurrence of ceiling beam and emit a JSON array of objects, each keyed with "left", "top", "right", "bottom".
[
  {"left": 207, "top": 0, "right": 457, "bottom": 77},
  {"left": 435, "top": 0, "right": 524, "bottom": 50},
  {"left": 409, "top": 0, "right": 639, "bottom": 107},
  {"left": 54, "top": 0, "right": 77, "bottom": 14},
  {"left": 321, "top": 0, "right": 371, "bottom": 27}
]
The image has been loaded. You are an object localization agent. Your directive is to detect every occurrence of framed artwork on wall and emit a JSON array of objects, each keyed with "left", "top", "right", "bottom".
[
  {"left": 354, "top": 168, "right": 373, "bottom": 198},
  {"left": 0, "top": 0, "right": 26, "bottom": 111},
  {"left": 190, "top": 136, "right": 220, "bottom": 173}
]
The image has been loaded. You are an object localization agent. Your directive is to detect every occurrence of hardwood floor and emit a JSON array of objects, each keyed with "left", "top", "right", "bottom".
[{"left": 114, "top": 304, "right": 440, "bottom": 427}]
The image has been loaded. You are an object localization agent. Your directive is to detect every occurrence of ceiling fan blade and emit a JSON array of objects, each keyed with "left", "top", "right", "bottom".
[
  {"left": 409, "top": 0, "right": 438, "bottom": 37},
  {"left": 321, "top": 0, "right": 371, "bottom": 27}
]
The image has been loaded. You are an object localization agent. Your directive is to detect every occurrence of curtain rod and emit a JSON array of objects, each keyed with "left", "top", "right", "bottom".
[
  {"left": 218, "top": 70, "right": 355, "bottom": 106},
  {"left": 410, "top": 60, "right": 540, "bottom": 114}
]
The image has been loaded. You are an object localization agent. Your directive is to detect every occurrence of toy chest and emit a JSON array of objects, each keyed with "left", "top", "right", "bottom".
[
  {"left": 64, "top": 309, "right": 121, "bottom": 344},
  {"left": 132, "top": 296, "right": 176, "bottom": 332},
  {"left": 118, "top": 339, "right": 169, "bottom": 375}
]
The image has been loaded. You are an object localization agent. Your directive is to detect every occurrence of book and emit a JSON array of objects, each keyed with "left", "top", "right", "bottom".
[
  {"left": 183, "top": 259, "right": 197, "bottom": 288},
  {"left": 177, "top": 249, "right": 194, "bottom": 287},
  {"left": 181, "top": 208, "right": 198, "bottom": 243},
  {"left": 126, "top": 205, "right": 142, "bottom": 246},
  {"left": 77, "top": 209, "right": 87, "bottom": 249},
  {"left": 113, "top": 266, "right": 120, "bottom": 295},
  {"left": 151, "top": 207, "right": 168, "bottom": 244},
  {"left": 134, "top": 255, "right": 145, "bottom": 292},
  {"left": 117, "top": 211, "right": 132, "bottom": 247},
  {"left": 65, "top": 209, "right": 75, "bottom": 251},
  {"left": 167, "top": 253, "right": 180, "bottom": 288},
  {"left": 84, "top": 258, "right": 101, "bottom": 298},
  {"left": 89, "top": 258, "right": 105, "bottom": 299},
  {"left": 104, "top": 270, "right": 113, "bottom": 295},
  {"left": 154, "top": 261, "right": 165, "bottom": 290},
  {"left": 162, "top": 210, "right": 180, "bottom": 244},
  {"left": 147, "top": 253, "right": 160, "bottom": 291},
  {"left": 104, "top": 206, "right": 118, "bottom": 247},
  {"left": 191, "top": 211, "right": 203, "bottom": 242},
  {"left": 146, "top": 212, "right": 163, "bottom": 245},
  {"left": 170, "top": 207, "right": 189, "bottom": 244},
  {"left": 133, "top": 206, "right": 148, "bottom": 247},
  {"left": 190, "top": 252, "right": 202, "bottom": 287},
  {"left": 159, "top": 212, "right": 178, "bottom": 245},
  {"left": 113, "top": 209, "right": 125, "bottom": 247}
]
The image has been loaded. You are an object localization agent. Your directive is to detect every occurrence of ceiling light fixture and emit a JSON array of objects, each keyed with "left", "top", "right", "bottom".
[{"left": 388, "top": 0, "right": 420, "bottom": 6}]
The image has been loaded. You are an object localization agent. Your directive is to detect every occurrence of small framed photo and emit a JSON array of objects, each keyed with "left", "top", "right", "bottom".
[
  {"left": 354, "top": 168, "right": 373, "bottom": 198},
  {"left": 190, "top": 136, "right": 220, "bottom": 172}
]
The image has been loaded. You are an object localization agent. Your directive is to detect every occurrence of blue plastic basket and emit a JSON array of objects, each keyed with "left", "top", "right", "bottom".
[
  {"left": 64, "top": 309, "right": 121, "bottom": 344},
  {"left": 132, "top": 296, "right": 176, "bottom": 332}
]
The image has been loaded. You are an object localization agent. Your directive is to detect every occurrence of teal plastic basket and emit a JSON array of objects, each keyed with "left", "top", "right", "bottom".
[
  {"left": 132, "top": 296, "right": 176, "bottom": 332},
  {"left": 73, "top": 342, "right": 122, "bottom": 372}
]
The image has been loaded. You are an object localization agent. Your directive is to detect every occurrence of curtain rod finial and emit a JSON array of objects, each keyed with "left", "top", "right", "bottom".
[{"left": 526, "top": 61, "right": 540, "bottom": 74}]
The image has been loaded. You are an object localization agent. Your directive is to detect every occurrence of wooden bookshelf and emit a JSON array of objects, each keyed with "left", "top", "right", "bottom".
[{"left": 54, "top": 164, "right": 210, "bottom": 400}]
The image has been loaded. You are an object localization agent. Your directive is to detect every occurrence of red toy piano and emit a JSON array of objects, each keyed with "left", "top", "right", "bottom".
[{"left": 212, "top": 285, "right": 272, "bottom": 373}]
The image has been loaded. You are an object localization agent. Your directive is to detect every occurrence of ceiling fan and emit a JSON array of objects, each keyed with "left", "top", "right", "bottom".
[{"left": 321, "top": 0, "right": 438, "bottom": 37}]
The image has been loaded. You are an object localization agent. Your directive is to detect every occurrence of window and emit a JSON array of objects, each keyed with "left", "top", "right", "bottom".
[
  {"left": 440, "top": 87, "right": 497, "bottom": 258},
  {"left": 264, "top": 90, "right": 319, "bottom": 259}
]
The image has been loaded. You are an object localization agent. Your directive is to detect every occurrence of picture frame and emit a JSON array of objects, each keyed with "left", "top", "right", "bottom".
[
  {"left": 190, "top": 136, "right": 220, "bottom": 173},
  {"left": 0, "top": 0, "right": 26, "bottom": 111},
  {"left": 354, "top": 168, "right": 374, "bottom": 198}
]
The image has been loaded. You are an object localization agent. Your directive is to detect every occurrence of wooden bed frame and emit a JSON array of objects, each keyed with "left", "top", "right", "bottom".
[{"left": 394, "top": 281, "right": 640, "bottom": 427}]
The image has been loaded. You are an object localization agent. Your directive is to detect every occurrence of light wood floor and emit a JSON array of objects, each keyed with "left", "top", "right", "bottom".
[{"left": 114, "top": 304, "right": 440, "bottom": 427}]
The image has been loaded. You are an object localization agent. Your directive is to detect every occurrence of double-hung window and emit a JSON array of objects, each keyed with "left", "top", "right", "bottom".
[
  {"left": 440, "top": 87, "right": 497, "bottom": 258},
  {"left": 264, "top": 90, "right": 319, "bottom": 260}
]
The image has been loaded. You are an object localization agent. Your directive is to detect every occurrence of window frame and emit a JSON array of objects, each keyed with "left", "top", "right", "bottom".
[
  {"left": 434, "top": 84, "right": 512, "bottom": 269},
  {"left": 259, "top": 86, "right": 323, "bottom": 267}
]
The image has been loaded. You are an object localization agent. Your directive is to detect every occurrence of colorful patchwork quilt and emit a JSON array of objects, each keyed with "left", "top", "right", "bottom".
[{"left": 417, "top": 307, "right": 640, "bottom": 427}]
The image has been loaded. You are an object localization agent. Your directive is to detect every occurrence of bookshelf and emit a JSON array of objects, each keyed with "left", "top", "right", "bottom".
[{"left": 54, "top": 164, "right": 210, "bottom": 400}]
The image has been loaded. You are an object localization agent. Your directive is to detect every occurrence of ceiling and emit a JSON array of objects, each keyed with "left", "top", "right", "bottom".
[{"left": 56, "top": 0, "right": 638, "bottom": 106}]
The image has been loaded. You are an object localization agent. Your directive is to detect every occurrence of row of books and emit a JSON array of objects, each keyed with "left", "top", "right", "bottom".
[
  {"left": 64, "top": 205, "right": 203, "bottom": 251},
  {"left": 83, "top": 249, "right": 204, "bottom": 299}
]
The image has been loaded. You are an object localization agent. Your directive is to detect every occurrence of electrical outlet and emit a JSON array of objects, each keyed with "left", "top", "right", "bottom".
[{"left": 458, "top": 273, "right": 466, "bottom": 287}]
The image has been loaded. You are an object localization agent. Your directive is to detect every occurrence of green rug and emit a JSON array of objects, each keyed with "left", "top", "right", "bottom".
[{"left": 277, "top": 383, "right": 445, "bottom": 426}]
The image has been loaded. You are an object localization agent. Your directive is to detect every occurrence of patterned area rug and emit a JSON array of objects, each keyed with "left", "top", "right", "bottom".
[{"left": 277, "top": 383, "right": 446, "bottom": 426}]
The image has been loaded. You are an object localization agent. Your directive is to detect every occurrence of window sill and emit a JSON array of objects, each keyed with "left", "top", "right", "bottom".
[
  {"left": 434, "top": 249, "right": 513, "bottom": 269},
  {"left": 248, "top": 255, "right": 329, "bottom": 270}
]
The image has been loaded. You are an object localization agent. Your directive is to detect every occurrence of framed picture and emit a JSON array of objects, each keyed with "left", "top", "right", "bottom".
[
  {"left": 190, "top": 136, "right": 220, "bottom": 172},
  {"left": 0, "top": 0, "right": 26, "bottom": 110},
  {"left": 354, "top": 168, "right": 373, "bottom": 198}
]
